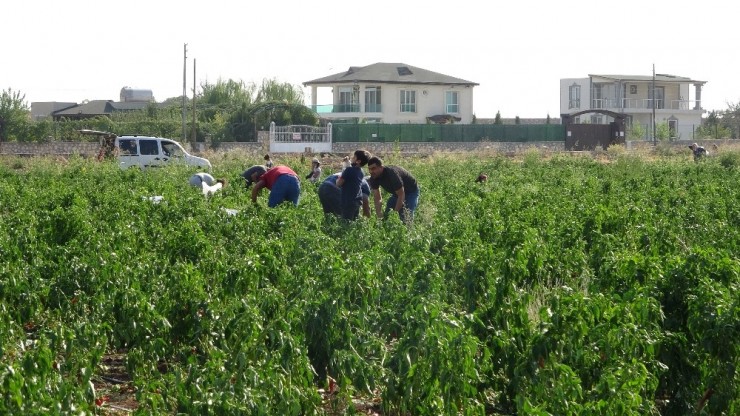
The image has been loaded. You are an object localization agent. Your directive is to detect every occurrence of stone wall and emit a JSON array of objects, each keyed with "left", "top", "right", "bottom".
[
  {"left": 1, "top": 136, "right": 728, "bottom": 158},
  {"left": 0, "top": 141, "right": 101, "bottom": 157}
]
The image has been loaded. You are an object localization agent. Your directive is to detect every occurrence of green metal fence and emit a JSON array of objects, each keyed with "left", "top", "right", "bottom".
[{"left": 333, "top": 123, "right": 566, "bottom": 142}]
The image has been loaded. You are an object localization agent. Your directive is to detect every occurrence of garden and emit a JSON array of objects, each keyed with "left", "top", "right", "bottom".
[{"left": 0, "top": 147, "right": 738, "bottom": 415}]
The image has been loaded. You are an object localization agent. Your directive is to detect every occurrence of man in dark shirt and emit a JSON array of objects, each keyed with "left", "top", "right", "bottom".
[{"left": 366, "top": 156, "right": 419, "bottom": 223}]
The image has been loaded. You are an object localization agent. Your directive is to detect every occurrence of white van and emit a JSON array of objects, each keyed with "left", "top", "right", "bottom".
[
  {"left": 80, "top": 130, "right": 212, "bottom": 170},
  {"left": 114, "top": 135, "right": 211, "bottom": 170}
]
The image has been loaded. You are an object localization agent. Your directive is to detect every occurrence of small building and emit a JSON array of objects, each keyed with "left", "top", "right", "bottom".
[
  {"left": 51, "top": 100, "right": 151, "bottom": 120},
  {"left": 304, "top": 63, "right": 478, "bottom": 124},
  {"left": 30, "top": 102, "right": 78, "bottom": 121}
]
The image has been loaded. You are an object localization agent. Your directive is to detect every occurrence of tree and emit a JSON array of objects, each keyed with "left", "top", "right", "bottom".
[
  {"left": 198, "top": 78, "right": 256, "bottom": 122},
  {"left": 720, "top": 101, "right": 740, "bottom": 139},
  {"left": 515, "top": 116, "right": 521, "bottom": 125},
  {"left": 494, "top": 111, "right": 502, "bottom": 125},
  {"left": 696, "top": 110, "right": 731, "bottom": 139},
  {"left": 0, "top": 88, "right": 30, "bottom": 142},
  {"left": 256, "top": 78, "right": 304, "bottom": 104}
]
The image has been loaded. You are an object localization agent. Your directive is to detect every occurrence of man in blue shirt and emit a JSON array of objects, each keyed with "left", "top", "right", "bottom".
[{"left": 336, "top": 150, "right": 370, "bottom": 220}]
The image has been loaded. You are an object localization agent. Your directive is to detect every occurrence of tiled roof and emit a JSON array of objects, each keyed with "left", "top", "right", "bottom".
[
  {"left": 304, "top": 62, "right": 478, "bottom": 86},
  {"left": 590, "top": 74, "right": 707, "bottom": 84},
  {"left": 53, "top": 100, "right": 150, "bottom": 116}
]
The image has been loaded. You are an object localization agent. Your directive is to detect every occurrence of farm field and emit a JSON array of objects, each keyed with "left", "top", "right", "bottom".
[{"left": 0, "top": 148, "right": 738, "bottom": 415}]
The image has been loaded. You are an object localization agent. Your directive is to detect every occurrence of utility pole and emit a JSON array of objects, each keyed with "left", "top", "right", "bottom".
[
  {"left": 191, "top": 59, "right": 197, "bottom": 146},
  {"left": 182, "top": 43, "right": 188, "bottom": 142}
]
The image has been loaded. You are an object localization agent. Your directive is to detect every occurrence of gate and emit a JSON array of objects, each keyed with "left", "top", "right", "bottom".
[
  {"left": 562, "top": 110, "right": 626, "bottom": 151},
  {"left": 269, "top": 122, "right": 333, "bottom": 153}
]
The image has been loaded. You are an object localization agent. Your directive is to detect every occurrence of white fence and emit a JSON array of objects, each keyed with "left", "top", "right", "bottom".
[{"left": 269, "top": 122, "right": 332, "bottom": 153}]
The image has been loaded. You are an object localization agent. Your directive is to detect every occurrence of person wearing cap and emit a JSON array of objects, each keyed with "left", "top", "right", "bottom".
[
  {"left": 242, "top": 165, "right": 267, "bottom": 188},
  {"left": 306, "top": 158, "right": 322, "bottom": 183},
  {"left": 318, "top": 172, "right": 371, "bottom": 218},
  {"left": 367, "top": 156, "right": 419, "bottom": 224},
  {"left": 688, "top": 143, "right": 708, "bottom": 161},
  {"left": 243, "top": 165, "right": 301, "bottom": 207},
  {"left": 336, "top": 149, "right": 371, "bottom": 220}
]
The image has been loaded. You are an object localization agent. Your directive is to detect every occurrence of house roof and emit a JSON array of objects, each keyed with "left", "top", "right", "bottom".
[
  {"left": 304, "top": 63, "right": 478, "bottom": 87},
  {"left": 53, "top": 100, "right": 151, "bottom": 116},
  {"left": 589, "top": 74, "right": 707, "bottom": 85}
]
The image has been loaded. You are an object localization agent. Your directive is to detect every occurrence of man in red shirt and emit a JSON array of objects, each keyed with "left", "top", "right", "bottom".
[{"left": 247, "top": 165, "right": 301, "bottom": 207}]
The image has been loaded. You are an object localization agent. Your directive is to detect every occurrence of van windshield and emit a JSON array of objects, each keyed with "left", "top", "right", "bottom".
[{"left": 161, "top": 141, "right": 184, "bottom": 157}]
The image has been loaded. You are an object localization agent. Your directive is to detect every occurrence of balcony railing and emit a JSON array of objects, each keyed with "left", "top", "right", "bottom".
[
  {"left": 590, "top": 98, "right": 700, "bottom": 110},
  {"left": 365, "top": 103, "right": 382, "bottom": 112},
  {"left": 310, "top": 104, "right": 382, "bottom": 114}
]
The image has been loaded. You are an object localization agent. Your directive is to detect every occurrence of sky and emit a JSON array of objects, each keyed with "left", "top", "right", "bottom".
[{"left": 3, "top": 0, "right": 739, "bottom": 119}]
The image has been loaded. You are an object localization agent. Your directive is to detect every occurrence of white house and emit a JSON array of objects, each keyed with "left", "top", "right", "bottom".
[
  {"left": 559, "top": 73, "right": 707, "bottom": 140},
  {"left": 303, "top": 63, "right": 478, "bottom": 124}
]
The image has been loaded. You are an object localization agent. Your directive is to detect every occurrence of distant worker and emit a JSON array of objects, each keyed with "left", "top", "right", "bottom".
[
  {"left": 367, "top": 156, "right": 420, "bottom": 224},
  {"left": 245, "top": 165, "right": 301, "bottom": 207},
  {"left": 306, "top": 158, "right": 322, "bottom": 183},
  {"left": 475, "top": 173, "right": 488, "bottom": 183},
  {"left": 264, "top": 154, "right": 274, "bottom": 168},
  {"left": 688, "top": 143, "right": 708, "bottom": 162},
  {"left": 189, "top": 172, "right": 217, "bottom": 187},
  {"left": 190, "top": 172, "right": 226, "bottom": 196}
]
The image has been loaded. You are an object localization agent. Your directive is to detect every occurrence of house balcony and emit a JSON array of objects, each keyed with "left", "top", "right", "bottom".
[
  {"left": 310, "top": 103, "right": 383, "bottom": 115},
  {"left": 588, "top": 98, "right": 701, "bottom": 112}
]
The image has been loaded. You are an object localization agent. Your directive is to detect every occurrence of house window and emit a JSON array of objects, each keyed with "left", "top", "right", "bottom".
[
  {"left": 338, "top": 86, "right": 359, "bottom": 112},
  {"left": 592, "top": 84, "right": 604, "bottom": 108},
  {"left": 365, "top": 87, "right": 381, "bottom": 112},
  {"left": 590, "top": 115, "right": 603, "bottom": 124},
  {"left": 400, "top": 90, "right": 416, "bottom": 113},
  {"left": 569, "top": 84, "right": 580, "bottom": 109},
  {"left": 445, "top": 91, "right": 459, "bottom": 114}
]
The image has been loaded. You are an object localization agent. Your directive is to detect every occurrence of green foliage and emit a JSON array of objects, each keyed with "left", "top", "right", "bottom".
[
  {"left": 0, "top": 155, "right": 738, "bottom": 414},
  {"left": 0, "top": 88, "right": 30, "bottom": 142},
  {"left": 629, "top": 122, "right": 647, "bottom": 140},
  {"left": 696, "top": 111, "right": 732, "bottom": 139},
  {"left": 256, "top": 78, "right": 305, "bottom": 104},
  {"left": 656, "top": 122, "right": 671, "bottom": 141},
  {"left": 494, "top": 111, "right": 502, "bottom": 125}
]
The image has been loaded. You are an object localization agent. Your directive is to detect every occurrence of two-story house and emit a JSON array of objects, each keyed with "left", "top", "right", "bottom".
[
  {"left": 560, "top": 73, "right": 706, "bottom": 140},
  {"left": 303, "top": 63, "right": 478, "bottom": 124}
]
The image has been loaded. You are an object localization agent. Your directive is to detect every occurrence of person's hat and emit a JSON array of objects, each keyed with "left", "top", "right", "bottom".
[
  {"left": 242, "top": 165, "right": 267, "bottom": 187},
  {"left": 312, "top": 158, "right": 321, "bottom": 165}
]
